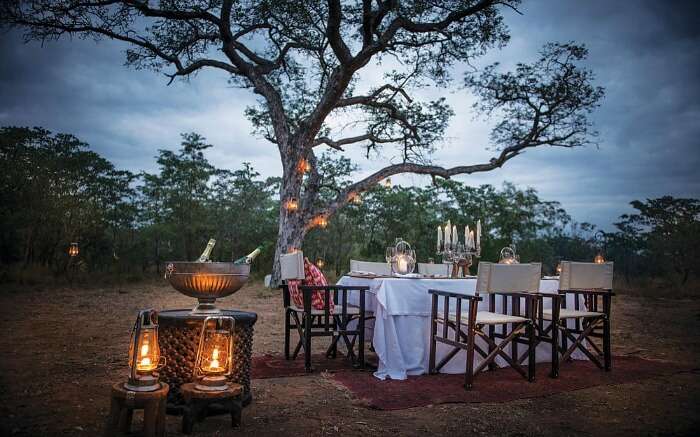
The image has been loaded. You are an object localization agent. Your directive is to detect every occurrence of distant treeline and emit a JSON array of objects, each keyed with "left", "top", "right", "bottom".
[{"left": 1, "top": 127, "right": 698, "bottom": 285}]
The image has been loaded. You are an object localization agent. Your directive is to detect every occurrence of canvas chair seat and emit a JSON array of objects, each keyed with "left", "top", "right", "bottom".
[
  {"left": 289, "top": 304, "right": 361, "bottom": 316},
  {"left": 541, "top": 308, "right": 604, "bottom": 320},
  {"left": 441, "top": 310, "right": 529, "bottom": 325}
]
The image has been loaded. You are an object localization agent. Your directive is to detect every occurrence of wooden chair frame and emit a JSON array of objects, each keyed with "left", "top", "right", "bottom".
[
  {"left": 281, "top": 284, "right": 369, "bottom": 372},
  {"left": 535, "top": 288, "right": 614, "bottom": 377},
  {"left": 428, "top": 289, "right": 538, "bottom": 389}
]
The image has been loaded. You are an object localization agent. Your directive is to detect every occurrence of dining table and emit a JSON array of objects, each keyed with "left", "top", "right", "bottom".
[{"left": 336, "top": 273, "right": 588, "bottom": 380}]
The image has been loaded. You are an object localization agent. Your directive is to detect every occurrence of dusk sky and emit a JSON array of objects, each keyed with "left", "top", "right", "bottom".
[{"left": 1, "top": 0, "right": 699, "bottom": 230}]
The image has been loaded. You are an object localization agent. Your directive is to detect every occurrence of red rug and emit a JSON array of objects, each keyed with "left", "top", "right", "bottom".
[
  {"left": 252, "top": 353, "right": 359, "bottom": 379},
  {"left": 330, "top": 356, "right": 694, "bottom": 410}
]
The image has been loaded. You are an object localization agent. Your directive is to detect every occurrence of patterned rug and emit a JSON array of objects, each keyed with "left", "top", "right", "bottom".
[
  {"left": 251, "top": 354, "right": 693, "bottom": 410},
  {"left": 330, "top": 356, "right": 693, "bottom": 410}
]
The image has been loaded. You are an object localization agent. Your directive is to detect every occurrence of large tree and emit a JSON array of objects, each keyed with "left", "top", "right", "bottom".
[{"left": 1, "top": 0, "right": 603, "bottom": 281}]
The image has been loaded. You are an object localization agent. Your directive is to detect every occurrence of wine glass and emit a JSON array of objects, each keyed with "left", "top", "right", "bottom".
[{"left": 385, "top": 247, "right": 395, "bottom": 264}]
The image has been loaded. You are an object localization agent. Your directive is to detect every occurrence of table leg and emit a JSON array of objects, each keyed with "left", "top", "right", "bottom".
[{"left": 143, "top": 399, "right": 159, "bottom": 437}]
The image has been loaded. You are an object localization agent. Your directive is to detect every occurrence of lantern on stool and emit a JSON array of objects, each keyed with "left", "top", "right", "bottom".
[
  {"left": 194, "top": 316, "right": 235, "bottom": 391},
  {"left": 390, "top": 238, "right": 416, "bottom": 275},
  {"left": 125, "top": 309, "right": 165, "bottom": 392}
]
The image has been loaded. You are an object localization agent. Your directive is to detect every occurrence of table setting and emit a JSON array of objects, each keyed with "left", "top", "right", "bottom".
[{"left": 337, "top": 222, "right": 588, "bottom": 380}]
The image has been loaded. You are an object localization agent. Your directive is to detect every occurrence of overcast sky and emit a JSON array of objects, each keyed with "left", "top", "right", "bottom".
[{"left": 1, "top": 0, "right": 699, "bottom": 230}]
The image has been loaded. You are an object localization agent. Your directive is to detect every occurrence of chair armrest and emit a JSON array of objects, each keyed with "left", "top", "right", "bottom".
[
  {"left": 558, "top": 288, "right": 615, "bottom": 297},
  {"left": 428, "top": 289, "right": 482, "bottom": 301},
  {"left": 489, "top": 291, "right": 538, "bottom": 299}
]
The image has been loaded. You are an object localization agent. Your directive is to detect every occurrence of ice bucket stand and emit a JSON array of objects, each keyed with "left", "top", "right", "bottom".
[{"left": 157, "top": 309, "right": 257, "bottom": 413}]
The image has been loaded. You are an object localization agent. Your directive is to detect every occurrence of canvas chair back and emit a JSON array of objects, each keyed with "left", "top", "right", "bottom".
[
  {"left": 559, "top": 261, "right": 613, "bottom": 290},
  {"left": 418, "top": 263, "right": 450, "bottom": 276},
  {"left": 349, "top": 260, "right": 391, "bottom": 275},
  {"left": 280, "top": 251, "right": 305, "bottom": 280},
  {"left": 475, "top": 262, "right": 542, "bottom": 294}
]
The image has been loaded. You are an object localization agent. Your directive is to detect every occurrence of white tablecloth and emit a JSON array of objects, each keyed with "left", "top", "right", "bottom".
[{"left": 336, "top": 275, "right": 586, "bottom": 380}]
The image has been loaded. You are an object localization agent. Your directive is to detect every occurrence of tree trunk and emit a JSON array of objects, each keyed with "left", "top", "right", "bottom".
[{"left": 270, "top": 146, "right": 308, "bottom": 287}]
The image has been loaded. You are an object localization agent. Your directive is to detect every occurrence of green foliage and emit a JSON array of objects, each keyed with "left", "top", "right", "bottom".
[{"left": 1, "top": 127, "right": 696, "bottom": 285}]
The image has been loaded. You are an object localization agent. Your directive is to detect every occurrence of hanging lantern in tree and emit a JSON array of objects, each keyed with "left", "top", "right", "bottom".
[
  {"left": 284, "top": 197, "right": 299, "bottom": 212},
  {"left": 349, "top": 192, "right": 362, "bottom": 205},
  {"left": 194, "top": 316, "right": 235, "bottom": 391},
  {"left": 297, "top": 158, "right": 311, "bottom": 174},
  {"left": 125, "top": 309, "right": 164, "bottom": 392},
  {"left": 499, "top": 246, "right": 518, "bottom": 264},
  {"left": 316, "top": 215, "right": 328, "bottom": 228},
  {"left": 390, "top": 238, "right": 416, "bottom": 275},
  {"left": 68, "top": 242, "right": 79, "bottom": 257}
]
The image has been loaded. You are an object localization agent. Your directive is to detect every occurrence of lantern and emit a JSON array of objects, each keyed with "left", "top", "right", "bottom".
[
  {"left": 125, "top": 309, "right": 164, "bottom": 392},
  {"left": 593, "top": 231, "right": 606, "bottom": 264},
  {"left": 499, "top": 246, "right": 518, "bottom": 264},
  {"left": 297, "top": 158, "right": 311, "bottom": 174},
  {"left": 382, "top": 178, "right": 392, "bottom": 188},
  {"left": 284, "top": 197, "right": 299, "bottom": 212},
  {"left": 68, "top": 242, "right": 79, "bottom": 257},
  {"left": 389, "top": 238, "right": 416, "bottom": 275},
  {"left": 315, "top": 258, "right": 325, "bottom": 269},
  {"left": 349, "top": 192, "right": 362, "bottom": 205},
  {"left": 556, "top": 262, "right": 562, "bottom": 275},
  {"left": 194, "top": 316, "right": 235, "bottom": 391},
  {"left": 316, "top": 215, "right": 328, "bottom": 228}
]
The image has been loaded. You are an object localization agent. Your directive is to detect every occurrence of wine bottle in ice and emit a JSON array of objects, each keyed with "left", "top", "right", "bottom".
[
  {"left": 233, "top": 246, "right": 263, "bottom": 265},
  {"left": 197, "top": 239, "right": 216, "bottom": 262}
]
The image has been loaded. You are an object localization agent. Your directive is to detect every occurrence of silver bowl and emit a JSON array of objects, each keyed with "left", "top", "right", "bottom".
[{"left": 164, "top": 262, "right": 250, "bottom": 314}]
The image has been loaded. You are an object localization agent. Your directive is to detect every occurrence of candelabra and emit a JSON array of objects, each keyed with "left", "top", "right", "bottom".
[{"left": 437, "top": 242, "right": 480, "bottom": 277}]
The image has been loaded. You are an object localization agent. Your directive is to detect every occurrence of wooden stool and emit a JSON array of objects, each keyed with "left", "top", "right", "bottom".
[
  {"left": 106, "top": 382, "right": 168, "bottom": 437},
  {"left": 180, "top": 382, "right": 243, "bottom": 435}
]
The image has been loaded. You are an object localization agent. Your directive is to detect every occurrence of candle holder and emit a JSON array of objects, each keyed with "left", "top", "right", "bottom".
[
  {"left": 499, "top": 246, "right": 519, "bottom": 264},
  {"left": 388, "top": 238, "right": 416, "bottom": 275},
  {"left": 436, "top": 221, "right": 481, "bottom": 277}
]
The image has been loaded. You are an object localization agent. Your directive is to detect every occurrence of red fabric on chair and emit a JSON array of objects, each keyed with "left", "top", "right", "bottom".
[{"left": 288, "top": 258, "right": 334, "bottom": 312}]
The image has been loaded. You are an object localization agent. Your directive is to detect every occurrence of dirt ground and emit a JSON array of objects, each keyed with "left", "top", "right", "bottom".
[{"left": 0, "top": 279, "right": 698, "bottom": 436}]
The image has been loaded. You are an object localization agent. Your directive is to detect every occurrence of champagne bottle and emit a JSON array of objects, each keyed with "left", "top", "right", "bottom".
[
  {"left": 233, "top": 246, "right": 263, "bottom": 265},
  {"left": 197, "top": 239, "right": 216, "bottom": 262}
]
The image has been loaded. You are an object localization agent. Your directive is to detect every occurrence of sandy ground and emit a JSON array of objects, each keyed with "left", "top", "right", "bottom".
[{"left": 0, "top": 279, "right": 698, "bottom": 436}]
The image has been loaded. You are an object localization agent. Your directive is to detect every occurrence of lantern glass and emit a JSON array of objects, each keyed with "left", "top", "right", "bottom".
[
  {"left": 315, "top": 258, "right": 325, "bottom": 269},
  {"left": 594, "top": 253, "right": 605, "bottom": 264},
  {"left": 125, "top": 309, "right": 163, "bottom": 391},
  {"left": 390, "top": 239, "right": 416, "bottom": 274},
  {"left": 499, "top": 246, "right": 518, "bottom": 264},
  {"left": 68, "top": 242, "right": 79, "bottom": 257},
  {"left": 194, "top": 316, "right": 235, "bottom": 391},
  {"left": 198, "top": 330, "right": 232, "bottom": 375}
]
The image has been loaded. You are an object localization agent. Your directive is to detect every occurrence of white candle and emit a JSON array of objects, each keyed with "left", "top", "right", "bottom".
[
  {"left": 465, "top": 225, "right": 470, "bottom": 248},
  {"left": 476, "top": 220, "right": 481, "bottom": 250},
  {"left": 397, "top": 255, "right": 409, "bottom": 274},
  {"left": 445, "top": 221, "right": 451, "bottom": 250},
  {"left": 452, "top": 225, "right": 458, "bottom": 248},
  {"left": 469, "top": 230, "right": 475, "bottom": 250},
  {"left": 437, "top": 226, "right": 442, "bottom": 252}
]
